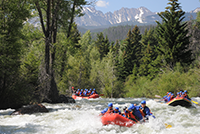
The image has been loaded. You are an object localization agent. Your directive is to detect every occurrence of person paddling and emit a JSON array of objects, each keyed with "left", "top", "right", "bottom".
[
  {"left": 100, "top": 108, "right": 108, "bottom": 116},
  {"left": 124, "top": 104, "right": 139, "bottom": 123},
  {"left": 113, "top": 107, "right": 121, "bottom": 114},
  {"left": 105, "top": 103, "right": 114, "bottom": 113},
  {"left": 139, "top": 100, "right": 155, "bottom": 120},
  {"left": 75, "top": 89, "right": 80, "bottom": 96}
]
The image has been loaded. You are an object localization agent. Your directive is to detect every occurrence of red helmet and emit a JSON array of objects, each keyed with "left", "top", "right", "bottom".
[{"left": 72, "top": 87, "right": 74, "bottom": 89}]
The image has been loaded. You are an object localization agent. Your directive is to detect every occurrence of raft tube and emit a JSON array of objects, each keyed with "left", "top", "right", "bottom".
[
  {"left": 167, "top": 97, "right": 192, "bottom": 107},
  {"left": 101, "top": 113, "right": 136, "bottom": 127},
  {"left": 72, "top": 94, "right": 99, "bottom": 99}
]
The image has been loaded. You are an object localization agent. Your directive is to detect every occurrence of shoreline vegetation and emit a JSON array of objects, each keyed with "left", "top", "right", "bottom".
[{"left": 1, "top": 0, "right": 200, "bottom": 109}]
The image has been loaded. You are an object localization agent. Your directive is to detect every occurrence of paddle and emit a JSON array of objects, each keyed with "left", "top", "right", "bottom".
[
  {"left": 165, "top": 123, "right": 172, "bottom": 128},
  {"left": 191, "top": 100, "right": 198, "bottom": 104},
  {"left": 155, "top": 95, "right": 162, "bottom": 98},
  {"left": 191, "top": 100, "right": 200, "bottom": 106},
  {"left": 99, "top": 94, "right": 104, "bottom": 96}
]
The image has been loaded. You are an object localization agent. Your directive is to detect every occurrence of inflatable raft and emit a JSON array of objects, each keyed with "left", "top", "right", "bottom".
[
  {"left": 101, "top": 113, "right": 136, "bottom": 127},
  {"left": 72, "top": 94, "right": 99, "bottom": 99},
  {"left": 167, "top": 97, "right": 192, "bottom": 107}
]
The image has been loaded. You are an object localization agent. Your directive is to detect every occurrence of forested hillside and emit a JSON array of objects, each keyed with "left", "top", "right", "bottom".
[
  {"left": 94, "top": 24, "right": 156, "bottom": 43},
  {"left": 1, "top": 0, "right": 200, "bottom": 109}
]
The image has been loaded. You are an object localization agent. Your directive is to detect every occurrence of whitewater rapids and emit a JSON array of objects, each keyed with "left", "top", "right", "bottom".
[{"left": 0, "top": 97, "right": 200, "bottom": 134}]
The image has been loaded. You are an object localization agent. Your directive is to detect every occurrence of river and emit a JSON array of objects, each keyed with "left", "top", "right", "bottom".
[{"left": 0, "top": 97, "right": 200, "bottom": 134}]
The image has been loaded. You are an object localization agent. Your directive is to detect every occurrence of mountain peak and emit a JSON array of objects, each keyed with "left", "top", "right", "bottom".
[
  {"left": 190, "top": 7, "right": 200, "bottom": 13},
  {"left": 76, "top": 6, "right": 198, "bottom": 27}
]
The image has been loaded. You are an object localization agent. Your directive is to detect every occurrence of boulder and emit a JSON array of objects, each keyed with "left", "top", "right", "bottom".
[
  {"left": 57, "top": 94, "right": 75, "bottom": 103},
  {"left": 11, "top": 104, "right": 49, "bottom": 115}
]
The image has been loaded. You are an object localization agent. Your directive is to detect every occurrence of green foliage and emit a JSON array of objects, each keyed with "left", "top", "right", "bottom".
[
  {"left": 118, "top": 26, "right": 142, "bottom": 81},
  {"left": 126, "top": 66, "right": 200, "bottom": 98},
  {"left": 156, "top": 0, "right": 193, "bottom": 70},
  {"left": 95, "top": 32, "right": 110, "bottom": 60},
  {"left": 138, "top": 28, "right": 159, "bottom": 79},
  {"left": 0, "top": 0, "right": 32, "bottom": 108}
]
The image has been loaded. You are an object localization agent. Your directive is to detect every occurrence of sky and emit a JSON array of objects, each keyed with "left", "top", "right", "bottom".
[{"left": 94, "top": 0, "right": 200, "bottom": 13}]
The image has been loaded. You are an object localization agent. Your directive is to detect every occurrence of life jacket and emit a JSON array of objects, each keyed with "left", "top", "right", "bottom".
[
  {"left": 142, "top": 106, "right": 153, "bottom": 117},
  {"left": 132, "top": 107, "right": 143, "bottom": 121},
  {"left": 139, "top": 108, "right": 145, "bottom": 117},
  {"left": 87, "top": 92, "right": 90, "bottom": 96},
  {"left": 106, "top": 108, "right": 114, "bottom": 114},
  {"left": 114, "top": 110, "right": 121, "bottom": 114},
  {"left": 127, "top": 111, "right": 138, "bottom": 122},
  {"left": 170, "top": 95, "right": 174, "bottom": 100},
  {"left": 176, "top": 94, "right": 180, "bottom": 98},
  {"left": 79, "top": 91, "right": 84, "bottom": 96}
]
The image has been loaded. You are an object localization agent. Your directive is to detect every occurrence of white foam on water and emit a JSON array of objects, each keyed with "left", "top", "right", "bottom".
[{"left": 0, "top": 98, "right": 200, "bottom": 134}]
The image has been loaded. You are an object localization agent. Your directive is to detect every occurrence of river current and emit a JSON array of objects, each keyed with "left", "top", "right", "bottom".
[{"left": 0, "top": 97, "right": 200, "bottom": 134}]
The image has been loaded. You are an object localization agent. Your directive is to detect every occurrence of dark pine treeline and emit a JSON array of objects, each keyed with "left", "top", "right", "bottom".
[{"left": 1, "top": 0, "right": 200, "bottom": 109}]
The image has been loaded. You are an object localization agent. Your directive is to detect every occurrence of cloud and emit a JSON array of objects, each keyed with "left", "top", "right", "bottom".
[{"left": 96, "top": 0, "right": 109, "bottom": 8}]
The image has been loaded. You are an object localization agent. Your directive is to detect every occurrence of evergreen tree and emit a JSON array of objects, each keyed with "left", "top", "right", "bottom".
[
  {"left": 139, "top": 28, "right": 159, "bottom": 79},
  {"left": 156, "top": 0, "right": 193, "bottom": 70},
  {"left": 0, "top": 0, "right": 31, "bottom": 109},
  {"left": 118, "top": 26, "right": 142, "bottom": 81},
  {"left": 95, "top": 32, "right": 110, "bottom": 60}
]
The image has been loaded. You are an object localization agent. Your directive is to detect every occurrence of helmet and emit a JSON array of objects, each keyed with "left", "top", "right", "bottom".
[
  {"left": 128, "top": 106, "right": 135, "bottom": 111},
  {"left": 77, "top": 89, "right": 80, "bottom": 91},
  {"left": 72, "top": 87, "right": 74, "bottom": 89},
  {"left": 141, "top": 100, "right": 146, "bottom": 104},
  {"left": 108, "top": 103, "right": 113, "bottom": 107},
  {"left": 90, "top": 89, "right": 92, "bottom": 91},
  {"left": 177, "top": 92, "right": 179, "bottom": 95},
  {"left": 115, "top": 107, "right": 119, "bottom": 110},
  {"left": 184, "top": 90, "right": 187, "bottom": 93},
  {"left": 81, "top": 89, "right": 83, "bottom": 91},
  {"left": 93, "top": 88, "right": 96, "bottom": 90},
  {"left": 128, "top": 104, "right": 134, "bottom": 111},
  {"left": 128, "top": 106, "right": 132, "bottom": 111}
]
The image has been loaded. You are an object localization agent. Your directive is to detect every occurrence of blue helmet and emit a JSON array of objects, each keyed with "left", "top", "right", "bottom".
[
  {"left": 108, "top": 103, "right": 113, "bottom": 107},
  {"left": 184, "top": 90, "right": 188, "bottom": 93},
  {"left": 128, "top": 104, "right": 134, "bottom": 111},
  {"left": 77, "top": 89, "right": 80, "bottom": 91},
  {"left": 141, "top": 100, "right": 146, "bottom": 104},
  {"left": 93, "top": 88, "right": 96, "bottom": 90},
  {"left": 81, "top": 89, "right": 83, "bottom": 91},
  {"left": 115, "top": 107, "right": 119, "bottom": 110},
  {"left": 90, "top": 89, "right": 92, "bottom": 91},
  {"left": 177, "top": 92, "right": 179, "bottom": 95}
]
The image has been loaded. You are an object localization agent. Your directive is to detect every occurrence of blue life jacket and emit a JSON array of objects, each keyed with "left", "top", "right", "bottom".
[
  {"left": 101, "top": 108, "right": 108, "bottom": 114},
  {"left": 132, "top": 106, "right": 143, "bottom": 121},
  {"left": 90, "top": 91, "right": 95, "bottom": 95},
  {"left": 163, "top": 95, "right": 168, "bottom": 99},
  {"left": 113, "top": 110, "right": 121, "bottom": 114}
]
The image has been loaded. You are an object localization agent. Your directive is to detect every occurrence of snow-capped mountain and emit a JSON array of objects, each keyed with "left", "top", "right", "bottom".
[
  {"left": 75, "top": 6, "right": 155, "bottom": 26},
  {"left": 75, "top": 6, "right": 198, "bottom": 27}
]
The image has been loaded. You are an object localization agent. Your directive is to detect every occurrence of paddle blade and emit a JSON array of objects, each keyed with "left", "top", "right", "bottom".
[
  {"left": 165, "top": 123, "right": 172, "bottom": 128},
  {"left": 192, "top": 100, "right": 198, "bottom": 104},
  {"left": 99, "top": 94, "right": 104, "bottom": 96},
  {"left": 155, "top": 95, "right": 162, "bottom": 98}
]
